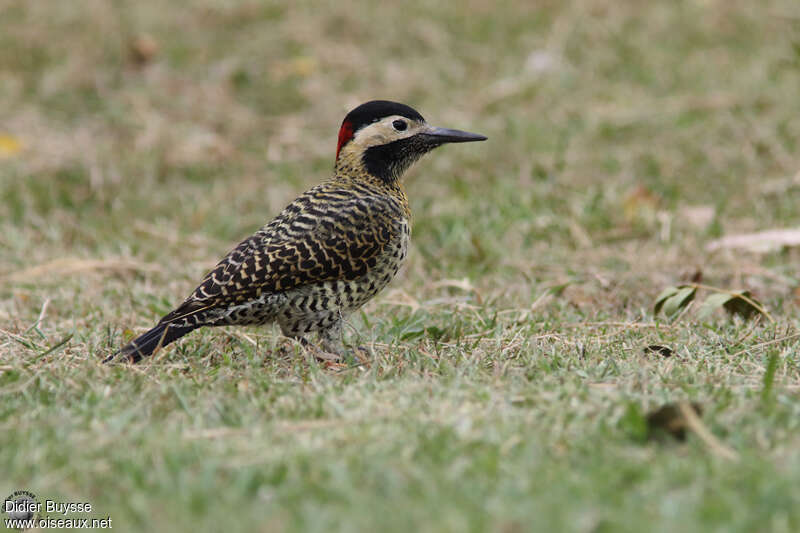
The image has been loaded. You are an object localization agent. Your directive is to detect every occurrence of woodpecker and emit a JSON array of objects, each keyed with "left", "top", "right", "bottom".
[{"left": 106, "top": 100, "right": 486, "bottom": 363}]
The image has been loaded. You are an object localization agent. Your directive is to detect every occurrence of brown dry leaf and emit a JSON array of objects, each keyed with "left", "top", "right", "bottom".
[
  {"left": 623, "top": 185, "right": 660, "bottom": 224},
  {"left": 646, "top": 402, "right": 703, "bottom": 441},
  {"left": 706, "top": 228, "right": 800, "bottom": 253},
  {"left": 129, "top": 34, "right": 159, "bottom": 66},
  {"left": 643, "top": 345, "right": 674, "bottom": 358},
  {"left": 14, "top": 292, "right": 30, "bottom": 304},
  {"left": 646, "top": 401, "right": 738, "bottom": 460}
]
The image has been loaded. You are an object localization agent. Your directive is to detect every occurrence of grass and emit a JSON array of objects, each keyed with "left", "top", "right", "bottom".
[{"left": 2, "top": 0, "right": 800, "bottom": 531}]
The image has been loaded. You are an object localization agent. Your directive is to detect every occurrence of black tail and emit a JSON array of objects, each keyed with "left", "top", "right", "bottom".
[{"left": 104, "top": 322, "right": 197, "bottom": 364}]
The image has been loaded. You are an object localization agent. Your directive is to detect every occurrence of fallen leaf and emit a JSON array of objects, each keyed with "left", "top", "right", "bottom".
[
  {"left": 643, "top": 345, "right": 674, "bottom": 357},
  {"left": 646, "top": 402, "right": 703, "bottom": 441},
  {"left": 722, "top": 291, "right": 763, "bottom": 319},
  {"left": 654, "top": 285, "right": 696, "bottom": 318},
  {"left": 623, "top": 185, "right": 660, "bottom": 224},
  {"left": 679, "top": 267, "right": 703, "bottom": 283},
  {"left": 129, "top": 34, "right": 159, "bottom": 66},
  {"left": 697, "top": 290, "right": 765, "bottom": 320},
  {"left": 653, "top": 286, "right": 680, "bottom": 314}
]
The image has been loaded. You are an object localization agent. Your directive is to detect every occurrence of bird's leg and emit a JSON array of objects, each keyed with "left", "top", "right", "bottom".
[
  {"left": 279, "top": 320, "right": 342, "bottom": 362},
  {"left": 316, "top": 319, "right": 345, "bottom": 361},
  {"left": 273, "top": 334, "right": 306, "bottom": 359},
  {"left": 276, "top": 334, "right": 337, "bottom": 362},
  {"left": 318, "top": 318, "right": 372, "bottom": 364}
]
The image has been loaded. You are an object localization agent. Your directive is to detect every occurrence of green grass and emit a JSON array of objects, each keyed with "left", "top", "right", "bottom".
[{"left": 2, "top": 0, "right": 800, "bottom": 531}]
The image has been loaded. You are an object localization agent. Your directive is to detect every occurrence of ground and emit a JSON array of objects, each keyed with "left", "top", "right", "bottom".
[{"left": 2, "top": 1, "right": 800, "bottom": 531}]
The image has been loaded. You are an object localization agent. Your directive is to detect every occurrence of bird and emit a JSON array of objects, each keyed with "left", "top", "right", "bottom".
[{"left": 105, "top": 100, "right": 486, "bottom": 363}]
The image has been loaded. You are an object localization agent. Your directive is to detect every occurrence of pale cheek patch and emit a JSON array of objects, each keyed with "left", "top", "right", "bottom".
[{"left": 356, "top": 122, "right": 419, "bottom": 149}]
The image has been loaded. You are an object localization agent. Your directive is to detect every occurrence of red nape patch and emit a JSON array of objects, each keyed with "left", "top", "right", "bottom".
[{"left": 336, "top": 120, "right": 354, "bottom": 159}]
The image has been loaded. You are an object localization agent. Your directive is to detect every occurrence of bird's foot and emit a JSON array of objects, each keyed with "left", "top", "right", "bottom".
[
  {"left": 314, "top": 345, "right": 372, "bottom": 369},
  {"left": 349, "top": 345, "right": 371, "bottom": 365},
  {"left": 328, "top": 345, "right": 372, "bottom": 367},
  {"left": 312, "top": 347, "right": 343, "bottom": 362},
  {"left": 282, "top": 336, "right": 367, "bottom": 366},
  {"left": 273, "top": 340, "right": 301, "bottom": 361},
  {"left": 301, "top": 341, "right": 343, "bottom": 364}
]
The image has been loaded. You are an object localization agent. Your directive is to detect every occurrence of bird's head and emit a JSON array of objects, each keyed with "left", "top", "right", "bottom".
[{"left": 335, "top": 100, "right": 487, "bottom": 183}]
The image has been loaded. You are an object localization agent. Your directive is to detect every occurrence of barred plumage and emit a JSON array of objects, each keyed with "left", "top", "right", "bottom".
[{"left": 107, "top": 100, "right": 485, "bottom": 363}]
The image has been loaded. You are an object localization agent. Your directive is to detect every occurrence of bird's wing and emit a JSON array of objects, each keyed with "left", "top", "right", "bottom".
[{"left": 158, "top": 193, "right": 403, "bottom": 325}]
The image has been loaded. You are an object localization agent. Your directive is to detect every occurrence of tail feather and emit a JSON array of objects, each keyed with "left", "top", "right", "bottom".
[{"left": 104, "top": 322, "right": 197, "bottom": 364}]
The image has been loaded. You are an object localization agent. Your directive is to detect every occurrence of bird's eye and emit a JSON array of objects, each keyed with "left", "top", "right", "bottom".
[{"left": 392, "top": 120, "right": 407, "bottom": 131}]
